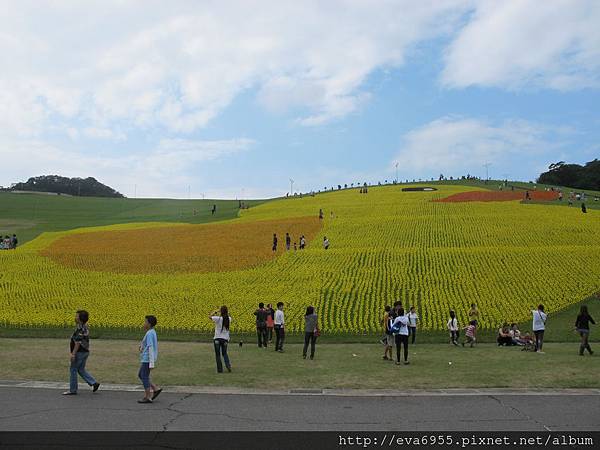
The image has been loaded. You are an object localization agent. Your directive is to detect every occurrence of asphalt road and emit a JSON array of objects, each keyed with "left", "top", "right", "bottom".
[{"left": 0, "top": 386, "right": 598, "bottom": 432}]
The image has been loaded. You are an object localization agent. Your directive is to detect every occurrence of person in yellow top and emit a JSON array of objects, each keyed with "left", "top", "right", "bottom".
[{"left": 468, "top": 303, "right": 479, "bottom": 326}]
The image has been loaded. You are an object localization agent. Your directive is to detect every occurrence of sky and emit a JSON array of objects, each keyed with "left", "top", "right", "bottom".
[{"left": 1, "top": 0, "right": 599, "bottom": 199}]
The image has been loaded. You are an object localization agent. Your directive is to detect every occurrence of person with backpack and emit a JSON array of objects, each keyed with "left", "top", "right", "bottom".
[
  {"left": 532, "top": 304, "right": 547, "bottom": 353},
  {"left": 391, "top": 307, "right": 410, "bottom": 365},
  {"left": 254, "top": 303, "right": 269, "bottom": 348},
  {"left": 447, "top": 310, "right": 459, "bottom": 346},
  {"left": 575, "top": 305, "right": 595, "bottom": 356},
  {"left": 210, "top": 306, "right": 232, "bottom": 373}
]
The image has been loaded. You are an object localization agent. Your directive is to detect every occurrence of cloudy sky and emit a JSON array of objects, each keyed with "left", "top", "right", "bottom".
[{"left": 1, "top": 0, "right": 599, "bottom": 198}]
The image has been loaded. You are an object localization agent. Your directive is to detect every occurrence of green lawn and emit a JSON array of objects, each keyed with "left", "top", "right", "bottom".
[
  {"left": 0, "top": 192, "right": 266, "bottom": 244},
  {"left": 0, "top": 339, "right": 597, "bottom": 389}
]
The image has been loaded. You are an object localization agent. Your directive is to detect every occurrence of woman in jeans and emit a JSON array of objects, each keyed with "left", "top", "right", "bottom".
[
  {"left": 575, "top": 305, "right": 595, "bottom": 356},
  {"left": 210, "top": 306, "right": 232, "bottom": 373},
  {"left": 303, "top": 306, "right": 319, "bottom": 360},
  {"left": 532, "top": 304, "right": 547, "bottom": 353}
]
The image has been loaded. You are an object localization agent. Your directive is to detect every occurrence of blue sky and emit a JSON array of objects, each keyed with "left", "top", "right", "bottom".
[{"left": 1, "top": 0, "right": 599, "bottom": 198}]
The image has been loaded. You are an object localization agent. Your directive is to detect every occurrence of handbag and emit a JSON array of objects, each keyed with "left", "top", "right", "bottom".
[{"left": 314, "top": 327, "right": 321, "bottom": 337}]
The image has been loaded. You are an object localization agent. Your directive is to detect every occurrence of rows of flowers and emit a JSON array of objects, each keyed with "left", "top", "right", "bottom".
[{"left": 0, "top": 185, "right": 598, "bottom": 334}]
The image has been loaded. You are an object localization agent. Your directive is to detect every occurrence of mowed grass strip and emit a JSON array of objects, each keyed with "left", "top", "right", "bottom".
[
  {"left": 1, "top": 339, "right": 598, "bottom": 389},
  {"left": 40, "top": 216, "right": 321, "bottom": 274}
]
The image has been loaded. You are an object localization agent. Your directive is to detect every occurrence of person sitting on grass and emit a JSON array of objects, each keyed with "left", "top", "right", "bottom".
[
  {"left": 138, "top": 315, "right": 162, "bottom": 404},
  {"left": 497, "top": 323, "right": 514, "bottom": 346},
  {"left": 462, "top": 320, "right": 477, "bottom": 347},
  {"left": 509, "top": 323, "right": 524, "bottom": 345},
  {"left": 518, "top": 331, "right": 536, "bottom": 351}
]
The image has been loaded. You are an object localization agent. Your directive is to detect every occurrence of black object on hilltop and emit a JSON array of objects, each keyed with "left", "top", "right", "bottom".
[
  {"left": 9, "top": 175, "right": 124, "bottom": 198},
  {"left": 538, "top": 160, "right": 600, "bottom": 191}
]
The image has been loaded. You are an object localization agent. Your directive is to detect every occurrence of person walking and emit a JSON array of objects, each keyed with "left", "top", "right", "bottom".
[
  {"left": 302, "top": 306, "right": 319, "bottom": 360},
  {"left": 447, "top": 310, "right": 459, "bottom": 346},
  {"left": 299, "top": 235, "right": 306, "bottom": 249},
  {"left": 285, "top": 233, "right": 291, "bottom": 251},
  {"left": 575, "top": 305, "right": 595, "bottom": 356},
  {"left": 211, "top": 306, "right": 232, "bottom": 372},
  {"left": 272, "top": 234, "right": 278, "bottom": 252},
  {"left": 62, "top": 310, "right": 100, "bottom": 395},
  {"left": 532, "top": 304, "right": 547, "bottom": 353},
  {"left": 138, "top": 315, "right": 162, "bottom": 403},
  {"left": 274, "top": 302, "right": 285, "bottom": 352},
  {"left": 266, "top": 303, "right": 275, "bottom": 343},
  {"left": 407, "top": 306, "right": 419, "bottom": 344},
  {"left": 462, "top": 321, "right": 477, "bottom": 347},
  {"left": 392, "top": 307, "right": 410, "bottom": 365},
  {"left": 10, "top": 234, "right": 17, "bottom": 249},
  {"left": 323, "top": 236, "right": 330, "bottom": 250},
  {"left": 254, "top": 303, "right": 269, "bottom": 348}
]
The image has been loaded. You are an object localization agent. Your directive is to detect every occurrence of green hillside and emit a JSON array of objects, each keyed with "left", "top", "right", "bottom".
[{"left": 0, "top": 192, "right": 266, "bottom": 244}]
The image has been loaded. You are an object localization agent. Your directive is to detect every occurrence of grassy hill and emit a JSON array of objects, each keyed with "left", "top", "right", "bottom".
[
  {"left": 0, "top": 192, "right": 266, "bottom": 244},
  {"left": 1, "top": 182, "right": 599, "bottom": 340}
]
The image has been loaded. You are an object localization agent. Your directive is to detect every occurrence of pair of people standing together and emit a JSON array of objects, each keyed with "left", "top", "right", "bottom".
[
  {"left": 382, "top": 302, "right": 418, "bottom": 365},
  {"left": 63, "top": 311, "right": 162, "bottom": 404}
]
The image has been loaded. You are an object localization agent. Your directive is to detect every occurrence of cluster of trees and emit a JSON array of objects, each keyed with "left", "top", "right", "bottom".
[
  {"left": 8, "top": 175, "right": 124, "bottom": 198},
  {"left": 538, "top": 160, "right": 600, "bottom": 191}
]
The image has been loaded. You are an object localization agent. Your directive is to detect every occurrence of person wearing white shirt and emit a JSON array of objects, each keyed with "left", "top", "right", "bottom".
[
  {"left": 211, "top": 306, "right": 232, "bottom": 373},
  {"left": 392, "top": 308, "right": 410, "bottom": 365},
  {"left": 531, "top": 304, "right": 547, "bottom": 353},
  {"left": 274, "top": 302, "right": 285, "bottom": 352},
  {"left": 407, "top": 306, "right": 419, "bottom": 344},
  {"left": 447, "top": 310, "right": 459, "bottom": 346}
]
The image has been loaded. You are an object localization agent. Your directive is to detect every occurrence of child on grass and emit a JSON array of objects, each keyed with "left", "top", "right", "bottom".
[
  {"left": 462, "top": 320, "right": 477, "bottom": 347},
  {"left": 138, "top": 315, "right": 162, "bottom": 404}
]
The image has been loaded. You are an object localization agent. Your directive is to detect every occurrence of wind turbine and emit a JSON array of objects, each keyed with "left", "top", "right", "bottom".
[
  {"left": 483, "top": 162, "right": 492, "bottom": 181},
  {"left": 289, "top": 178, "right": 294, "bottom": 195}
]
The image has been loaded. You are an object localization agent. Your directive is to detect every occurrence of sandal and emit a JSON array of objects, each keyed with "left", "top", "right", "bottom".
[
  {"left": 137, "top": 398, "right": 153, "bottom": 404},
  {"left": 151, "top": 389, "right": 163, "bottom": 401}
]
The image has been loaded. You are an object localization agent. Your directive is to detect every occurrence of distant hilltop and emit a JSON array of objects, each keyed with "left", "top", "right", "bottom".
[{"left": 5, "top": 175, "right": 124, "bottom": 198}]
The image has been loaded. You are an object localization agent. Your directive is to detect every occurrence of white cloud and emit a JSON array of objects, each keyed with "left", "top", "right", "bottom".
[
  {"left": 393, "top": 117, "right": 567, "bottom": 179},
  {"left": 442, "top": 0, "right": 600, "bottom": 90},
  {"left": 0, "top": 0, "right": 471, "bottom": 139},
  {"left": 0, "top": 137, "right": 254, "bottom": 198}
]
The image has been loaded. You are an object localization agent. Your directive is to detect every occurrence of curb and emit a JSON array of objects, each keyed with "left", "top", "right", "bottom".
[{"left": 1, "top": 380, "right": 600, "bottom": 397}]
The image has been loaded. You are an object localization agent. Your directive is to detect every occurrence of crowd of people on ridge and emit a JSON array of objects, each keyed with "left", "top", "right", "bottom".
[{"left": 1, "top": 234, "right": 18, "bottom": 250}]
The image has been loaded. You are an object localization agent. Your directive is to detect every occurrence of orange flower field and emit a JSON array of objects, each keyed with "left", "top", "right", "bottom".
[{"left": 41, "top": 217, "right": 321, "bottom": 274}]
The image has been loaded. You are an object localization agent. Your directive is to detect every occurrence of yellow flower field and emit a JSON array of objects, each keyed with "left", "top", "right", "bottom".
[{"left": 1, "top": 184, "right": 599, "bottom": 334}]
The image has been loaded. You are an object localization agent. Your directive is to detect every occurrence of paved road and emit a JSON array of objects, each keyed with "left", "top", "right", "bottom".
[{"left": 0, "top": 386, "right": 599, "bottom": 431}]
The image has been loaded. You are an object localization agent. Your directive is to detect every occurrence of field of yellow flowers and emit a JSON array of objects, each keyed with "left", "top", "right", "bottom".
[{"left": 1, "top": 184, "right": 599, "bottom": 334}]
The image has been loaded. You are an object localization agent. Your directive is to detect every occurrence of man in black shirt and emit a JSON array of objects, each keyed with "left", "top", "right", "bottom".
[{"left": 254, "top": 303, "right": 269, "bottom": 348}]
